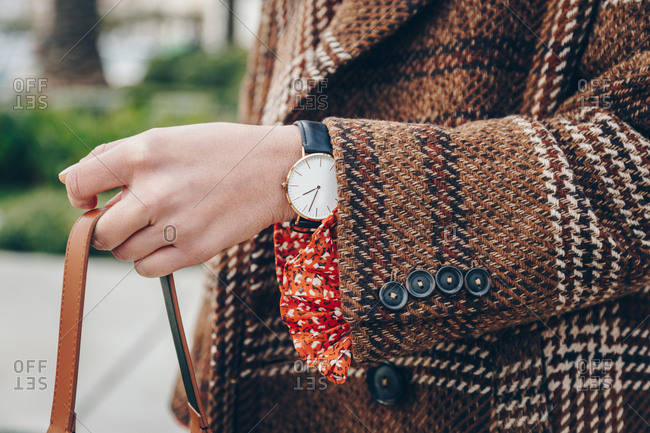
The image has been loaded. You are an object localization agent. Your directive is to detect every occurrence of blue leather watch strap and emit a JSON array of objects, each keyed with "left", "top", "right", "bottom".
[
  {"left": 293, "top": 120, "right": 332, "bottom": 154},
  {"left": 290, "top": 120, "right": 333, "bottom": 230}
]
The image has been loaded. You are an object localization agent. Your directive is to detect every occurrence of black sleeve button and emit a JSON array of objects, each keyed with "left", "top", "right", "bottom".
[
  {"left": 379, "top": 282, "right": 408, "bottom": 310},
  {"left": 405, "top": 269, "right": 435, "bottom": 298},
  {"left": 435, "top": 265, "right": 463, "bottom": 295},
  {"left": 367, "top": 362, "right": 406, "bottom": 405},
  {"left": 464, "top": 267, "right": 491, "bottom": 296}
]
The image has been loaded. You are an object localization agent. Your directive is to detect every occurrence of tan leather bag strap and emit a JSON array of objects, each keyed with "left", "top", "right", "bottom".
[{"left": 47, "top": 209, "right": 208, "bottom": 433}]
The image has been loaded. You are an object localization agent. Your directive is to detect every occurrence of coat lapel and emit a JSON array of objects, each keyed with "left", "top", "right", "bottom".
[{"left": 261, "top": 0, "right": 433, "bottom": 124}]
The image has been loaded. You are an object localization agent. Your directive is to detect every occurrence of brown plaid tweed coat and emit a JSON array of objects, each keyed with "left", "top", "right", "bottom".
[{"left": 172, "top": 0, "right": 650, "bottom": 432}]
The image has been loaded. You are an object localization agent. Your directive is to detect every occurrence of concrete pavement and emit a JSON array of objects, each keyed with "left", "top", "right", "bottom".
[{"left": 0, "top": 251, "right": 205, "bottom": 433}]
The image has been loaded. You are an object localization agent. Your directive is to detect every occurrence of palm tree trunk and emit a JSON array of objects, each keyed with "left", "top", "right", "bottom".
[
  {"left": 42, "top": 0, "right": 106, "bottom": 86},
  {"left": 226, "top": 0, "right": 236, "bottom": 45}
]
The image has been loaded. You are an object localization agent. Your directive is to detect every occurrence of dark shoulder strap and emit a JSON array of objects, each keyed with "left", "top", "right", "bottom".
[{"left": 160, "top": 274, "right": 208, "bottom": 430}]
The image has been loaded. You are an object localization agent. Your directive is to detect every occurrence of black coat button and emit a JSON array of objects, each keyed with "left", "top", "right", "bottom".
[
  {"left": 379, "top": 282, "right": 408, "bottom": 310},
  {"left": 435, "top": 265, "right": 463, "bottom": 295},
  {"left": 367, "top": 362, "right": 406, "bottom": 405},
  {"left": 405, "top": 269, "right": 435, "bottom": 298},
  {"left": 464, "top": 267, "right": 491, "bottom": 296}
]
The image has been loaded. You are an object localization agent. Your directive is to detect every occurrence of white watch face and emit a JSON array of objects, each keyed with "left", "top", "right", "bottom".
[{"left": 286, "top": 153, "right": 338, "bottom": 220}]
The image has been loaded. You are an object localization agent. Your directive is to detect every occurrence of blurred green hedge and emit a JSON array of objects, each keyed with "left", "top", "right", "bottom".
[
  {"left": 0, "top": 46, "right": 248, "bottom": 254},
  {"left": 138, "top": 45, "right": 248, "bottom": 103},
  {"left": 1, "top": 107, "right": 147, "bottom": 186},
  {"left": 0, "top": 187, "right": 116, "bottom": 255},
  {"left": 0, "top": 187, "right": 82, "bottom": 254}
]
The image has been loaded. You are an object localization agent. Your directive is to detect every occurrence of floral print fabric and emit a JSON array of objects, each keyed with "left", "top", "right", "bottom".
[{"left": 273, "top": 210, "right": 351, "bottom": 383}]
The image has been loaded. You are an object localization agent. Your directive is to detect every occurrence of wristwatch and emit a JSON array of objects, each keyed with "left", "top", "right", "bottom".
[{"left": 283, "top": 120, "right": 338, "bottom": 230}]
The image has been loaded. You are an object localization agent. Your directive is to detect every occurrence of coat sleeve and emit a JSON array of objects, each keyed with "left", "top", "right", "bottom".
[{"left": 322, "top": 39, "right": 650, "bottom": 361}]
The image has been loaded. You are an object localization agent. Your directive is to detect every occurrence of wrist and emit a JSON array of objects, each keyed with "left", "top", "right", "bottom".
[{"left": 269, "top": 124, "right": 302, "bottom": 223}]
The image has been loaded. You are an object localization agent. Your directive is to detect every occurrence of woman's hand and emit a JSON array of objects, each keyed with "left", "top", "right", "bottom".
[{"left": 59, "top": 122, "right": 302, "bottom": 277}]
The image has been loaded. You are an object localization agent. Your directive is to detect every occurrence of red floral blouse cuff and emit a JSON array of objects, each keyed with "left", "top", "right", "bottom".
[{"left": 273, "top": 210, "right": 352, "bottom": 383}]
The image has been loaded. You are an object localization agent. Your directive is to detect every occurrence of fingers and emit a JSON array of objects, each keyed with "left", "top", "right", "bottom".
[
  {"left": 134, "top": 246, "right": 196, "bottom": 278},
  {"left": 103, "top": 189, "right": 124, "bottom": 209},
  {"left": 92, "top": 195, "right": 150, "bottom": 251},
  {"left": 110, "top": 224, "right": 169, "bottom": 263},
  {"left": 59, "top": 137, "right": 129, "bottom": 183},
  {"left": 61, "top": 145, "right": 134, "bottom": 209},
  {"left": 110, "top": 221, "right": 206, "bottom": 277},
  {"left": 78, "top": 138, "right": 129, "bottom": 165}
]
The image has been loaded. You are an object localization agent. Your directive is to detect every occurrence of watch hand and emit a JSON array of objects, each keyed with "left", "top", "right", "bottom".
[
  {"left": 301, "top": 187, "right": 317, "bottom": 197},
  {"left": 309, "top": 188, "right": 320, "bottom": 212}
]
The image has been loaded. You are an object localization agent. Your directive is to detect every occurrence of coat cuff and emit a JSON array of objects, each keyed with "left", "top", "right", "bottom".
[{"left": 322, "top": 109, "right": 650, "bottom": 362}]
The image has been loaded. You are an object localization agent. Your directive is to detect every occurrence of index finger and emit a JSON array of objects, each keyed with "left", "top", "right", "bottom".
[
  {"left": 59, "top": 136, "right": 130, "bottom": 182},
  {"left": 62, "top": 146, "right": 133, "bottom": 209}
]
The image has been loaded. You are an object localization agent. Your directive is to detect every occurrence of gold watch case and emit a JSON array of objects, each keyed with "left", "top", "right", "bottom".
[{"left": 282, "top": 152, "right": 337, "bottom": 222}]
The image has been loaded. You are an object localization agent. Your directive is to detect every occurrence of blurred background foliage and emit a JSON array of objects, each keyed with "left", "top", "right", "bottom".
[{"left": 0, "top": 45, "right": 248, "bottom": 254}]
